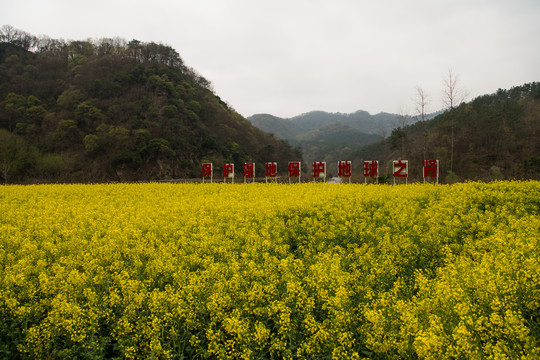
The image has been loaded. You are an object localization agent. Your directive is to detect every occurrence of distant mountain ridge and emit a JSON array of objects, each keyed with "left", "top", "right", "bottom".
[
  {"left": 248, "top": 109, "right": 438, "bottom": 165},
  {"left": 248, "top": 110, "right": 396, "bottom": 140},
  {"left": 247, "top": 113, "right": 304, "bottom": 140}
]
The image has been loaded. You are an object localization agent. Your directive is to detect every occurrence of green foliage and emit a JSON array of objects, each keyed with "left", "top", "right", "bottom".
[
  {"left": 25, "top": 105, "right": 45, "bottom": 125},
  {"left": 0, "top": 129, "right": 35, "bottom": 182},
  {"left": 202, "top": 134, "right": 218, "bottom": 151},
  {"left": 146, "top": 74, "right": 178, "bottom": 98},
  {"left": 148, "top": 138, "right": 175, "bottom": 158},
  {"left": 37, "top": 153, "right": 63, "bottom": 177},
  {"left": 187, "top": 110, "right": 199, "bottom": 122},
  {"left": 490, "top": 167, "right": 505, "bottom": 180},
  {"left": 134, "top": 128, "right": 150, "bottom": 142},
  {"left": 26, "top": 95, "right": 41, "bottom": 106},
  {"left": 14, "top": 122, "right": 28, "bottom": 135},
  {"left": 57, "top": 88, "right": 85, "bottom": 110},
  {"left": 74, "top": 101, "right": 104, "bottom": 131},
  {"left": 389, "top": 127, "right": 407, "bottom": 158},
  {"left": 4, "top": 53, "right": 18, "bottom": 64},
  {"left": 187, "top": 99, "right": 201, "bottom": 114},
  {"left": 107, "top": 126, "right": 130, "bottom": 145},
  {"left": 112, "top": 150, "right": 142, "bottom": 168},
  {"left": 146, "top": 74, "right": 166, "bottom": 93},
  {"left": 445, "top": 170, "right": 459, "bottom": 184},
  {"left": 53, "top": 120, "right": 81, "bottom": 149},
  {"left": 522, "top": 156, "right": 540, "bottom": 179},
  {"left": 67, "top": 53, "right": 87, "bottom": 70},
  {"left": 4, "top": 92, "right": 26, "bottom": 109},
  {"left": 161, "top": 104, "right": 177, "bottom": 118},
  {"left": 83, "top": 134, "right": 100, "bottom": 153},
  {"left": 1, "top": 93, "right": 26, "bottom": 130}
]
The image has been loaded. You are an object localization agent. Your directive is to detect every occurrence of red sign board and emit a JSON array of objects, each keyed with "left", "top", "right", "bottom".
[
  {"left": 363, "top": 161, "right": 379, "bottom": 178},
  {"left": 312, "top": 161, "right": 326, "bottom": 179},
  {"left": 223, "top": 163, "right": 234, "bottom": 179},
  {"left": 338, "top": 161, "right": 352, "bottom": 178},
  {"left": 423, "top": 159, "right": 439, "bottom": 183},
  {"left": 243, "top": 162, "right": 255, "bottom": 178},
  {"left": 202, "top": 163, "right": 213, "bottom": 178},
  {"left": 288, "top": 162, "right": 301, "bottom": 178},
  {"left": 423, "top": 160, "right": 439, "bottom": 178},
  {"left": 265, "top": 162, "right": 277, "bottom": 178},
  {"left": 393, "top": 160, "right": 408, "bottom": 177}
]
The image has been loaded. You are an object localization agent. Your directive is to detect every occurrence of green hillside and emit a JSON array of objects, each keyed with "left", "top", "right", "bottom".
[
  {"left": 248, "top": 110, "right": 401, "bottom": 142},
  {"left": 0, "top": 26, "right": 302, "bottom": 183},
  {"left": 352, "top": 83, "right": 540, "bottom": 181}
]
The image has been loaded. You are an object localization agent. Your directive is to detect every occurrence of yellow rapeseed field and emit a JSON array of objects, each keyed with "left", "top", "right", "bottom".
[{"left": 1, "top": 182, "right": 539, "bottom": 359}]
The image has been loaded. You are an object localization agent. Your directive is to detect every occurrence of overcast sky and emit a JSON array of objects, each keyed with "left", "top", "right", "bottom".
[{"left": 2, "top": 0, "right": 540, "bottom": 118}]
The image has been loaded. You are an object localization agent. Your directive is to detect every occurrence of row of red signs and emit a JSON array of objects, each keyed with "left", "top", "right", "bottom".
[{"left": 202, "top": 160, "right": 439, "bottom": 179}]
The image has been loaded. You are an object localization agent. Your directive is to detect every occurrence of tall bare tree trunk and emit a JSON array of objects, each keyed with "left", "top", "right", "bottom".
[
  {"left": 442, "top": 68, "right": 468, "bottom": 173},
  {"left": 416, "top": 86, "right": 429, "bottom": 160}
]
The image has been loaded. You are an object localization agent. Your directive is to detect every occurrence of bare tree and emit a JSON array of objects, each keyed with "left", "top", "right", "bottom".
[
  {"left": 415, "top": 86, "right": 429, "bottom": 122},
  {"left": 442, "top": 68, "right": 468, "bottom": 172},
  {"left": 377, "top": 122, "right": 388, "bottom": 140},
  {"left": 415, "top": 86, "right": 430, "bottom": 159},
  {"left": 396, "top": 106, "right": 412, "bottom": 128},
  {"left": 0, "top": 25, "right": 36, "bottom": 50},
  {"left": 442, "top": 68, "right": 468, "bottom": 110},
  {"left": 393, "top": 107, "right": 412, "bottom": 158},
  {"left": 0, "top": 25, "right": 17, "bottom": 43}
]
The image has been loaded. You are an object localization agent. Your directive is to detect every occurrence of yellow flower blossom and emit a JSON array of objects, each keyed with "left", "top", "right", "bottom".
[{"left": 0, "top": 181, "right": 539, "bottom": 358}]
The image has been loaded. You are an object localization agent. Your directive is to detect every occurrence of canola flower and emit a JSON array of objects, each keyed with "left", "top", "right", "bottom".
[{"left": 0, "top": 181, "right": 539, "bottom": 359}]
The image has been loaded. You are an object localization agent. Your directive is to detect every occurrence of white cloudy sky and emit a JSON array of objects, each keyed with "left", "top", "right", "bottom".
[{"left": 2, "top": 0, "right": 540, "bottom": 118}]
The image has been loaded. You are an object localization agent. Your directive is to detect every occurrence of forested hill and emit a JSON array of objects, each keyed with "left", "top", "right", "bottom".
[
  {"left": 247, "top": 109, "right": 440, "bottom": 166},
  {"left": 248, "top": 111, "right": 412, "bottom": 140},
  {"left": 352, "top": 82, "right": 540, "bottom": 181},
  {"left": 0, "top": 26, "right": 301, "bottom": 183}
]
